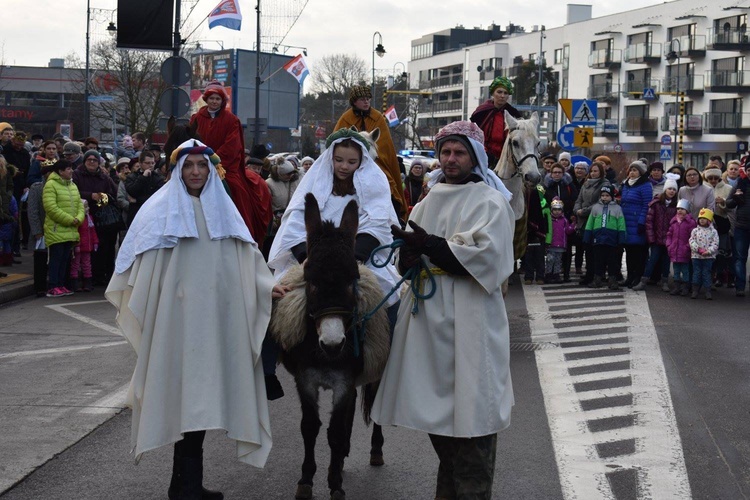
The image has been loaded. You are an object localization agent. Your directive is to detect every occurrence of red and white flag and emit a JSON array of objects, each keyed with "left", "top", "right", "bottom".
[
  {"left": 283, "top": 54, "right": 310, "bottom": 86},
  {"left": 385, "top": 105, "right": 399, "bottom": 127},
  {"left": 208, "top": 0, "right": 242, "bottom": 31}
]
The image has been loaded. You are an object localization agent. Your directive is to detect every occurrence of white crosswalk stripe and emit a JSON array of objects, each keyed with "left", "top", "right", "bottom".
[{"left": 523, "top": 282, "right": 692, "bottom": 500}]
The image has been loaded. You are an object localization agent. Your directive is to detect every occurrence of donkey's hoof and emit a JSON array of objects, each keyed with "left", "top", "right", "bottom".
[
  {"left": 295, "top": 484, "right": 313, "bottom": 499},
  {"left": 369, "top": 453, "right": 384, "bottom": 466},
  {"left": 330, "top": 489, "right": 346, "bottom": 500}
]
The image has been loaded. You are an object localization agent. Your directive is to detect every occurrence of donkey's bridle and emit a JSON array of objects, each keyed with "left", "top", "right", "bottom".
[
  {"left": 497, "top": 129, "right": 540, "bottom": 180},
  {"left": 311, "top": 307, "right": 354, "bottom": 321}
]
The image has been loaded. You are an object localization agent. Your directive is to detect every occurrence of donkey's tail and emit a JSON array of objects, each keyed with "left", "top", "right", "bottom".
[{"left": 361, "top": 380, "right": 380, "bottom": 426}]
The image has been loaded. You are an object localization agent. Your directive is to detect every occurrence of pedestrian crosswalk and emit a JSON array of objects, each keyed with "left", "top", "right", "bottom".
[{"left": 522, "top": 282, "right": 692, "bottom": 499}]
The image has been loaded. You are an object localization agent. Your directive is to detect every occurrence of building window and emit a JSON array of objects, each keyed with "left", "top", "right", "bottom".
[{"left": 554, "top": 48, "right": 562, "bottom": 64}]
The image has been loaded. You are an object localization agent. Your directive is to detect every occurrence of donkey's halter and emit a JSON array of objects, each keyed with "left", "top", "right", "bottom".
[
  {"left": 498, "top": 128, "right": 540, "bottom": 180},
  {"left": 311, "top": 307, "right": 354, "bottom": 321}
]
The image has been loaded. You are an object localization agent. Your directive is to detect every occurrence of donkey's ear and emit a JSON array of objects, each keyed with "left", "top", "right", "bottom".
[
  {"left": 167, "top": 116, "right": 176, "bottom": 135},
  {"left": 340, "top": 200, "right": 359, "bottom": 239},
  {"left": 188, "top": 119, "right": 199, "bottom": 138},
  {"left": 369, "top": 128, "right": 380, "bottom": 143},
  {"left": 349, "top": 125, "right": 359, "bottom": 132},
  {"left": 304, "top": 193, "right": 322, "bottom": 237}
]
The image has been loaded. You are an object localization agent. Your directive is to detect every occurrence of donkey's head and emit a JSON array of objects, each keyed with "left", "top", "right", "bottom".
[{"left": 303, "top": 193, "right": 360, "bottom": 356}]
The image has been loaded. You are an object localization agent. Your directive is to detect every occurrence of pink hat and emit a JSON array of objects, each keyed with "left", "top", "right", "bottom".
[{"left": 202, "top": 80, "right": 228, "bottom": 102}]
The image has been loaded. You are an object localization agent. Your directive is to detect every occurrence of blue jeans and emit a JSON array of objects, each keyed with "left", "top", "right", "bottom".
[
  {"left": 734, "top": 227, "right": 750, "bottom": 292},
  {"left": 643, "top": 244, "right": 670, "bottom": 280},
  {"left": 673, "top": 262, "right": 690, "bottom": 283},
  {"left": 47, "top": 242, "right": 72, "bottom": 289},
  {"left": 692, "top": 258, "right": 714, "bottom": 289}
]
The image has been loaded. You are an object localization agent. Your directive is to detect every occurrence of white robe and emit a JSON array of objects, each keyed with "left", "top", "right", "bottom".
[
  {"left": 106, "top": 196, "right": 274, "bottom": 467},
  {"left": 371, "top": 181, "right": 516, "bottom": 437}
]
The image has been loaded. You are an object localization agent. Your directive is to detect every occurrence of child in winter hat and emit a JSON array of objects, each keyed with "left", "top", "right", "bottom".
[
  {"left": 666, "top": 199, "right": 696, "bottom": 296},
  {"left": 689, "top": 208, "right": 719, "bottom": 299},
  {"left": 545, "top": 197, "right": 576, "bottom": 283}
]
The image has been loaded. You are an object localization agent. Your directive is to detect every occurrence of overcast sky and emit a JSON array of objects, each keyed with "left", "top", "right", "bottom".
[{"left": 2, "top": 0, "right": 659, "bottom": 89}]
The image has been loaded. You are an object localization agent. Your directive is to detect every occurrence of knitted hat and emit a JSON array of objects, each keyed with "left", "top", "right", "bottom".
[
  {"left": 275, "top": 157, "right": 295, "bottom": 175},
  {"left": 596, "top": 155, "right": 612, "bottom": 166},
  {"left": 558, "top": 152, "right": 571, "bottom": 162},
  {"left": 629, "top": 160, "right": 647, "bottom": 175},
  {"left": 698, "top": 208, "right": 714, "bottom": 222},
  {"left": 600, "top": 185, "right": 613, "bottom": 196},
  {"left": 648, "top": 161, "right": 664, "bottom": 172},
  {"left": 489, "top": 76, "right": 514, "bottom": 95},
  {"left": 573, "top": 161, "right": 590, "bottom": 173},
  {"left": 703, "top": 167, "right": 722, "bottom": 180},
  {"left": 63, "top": 142, "right": 82, "bottom": 155},
  {"left": 0, "top": 122, "right": 12, "bottom": 132},
  {"left": 551, "top": 197, "right": 564, "bottom": 210},
  {"left": 202, "top": 79, "right": 228, "bottom": 102},
  {"left": 285, "top": 155, "right": 300, "bottom": 169},
  {"left": 83, "top": 150, "right": 101, "bottom": 162},
  {"left": 676, "top": 199, "right": 690, "bottom": 211},
  {"left": 434, "top": 121, "right": 484, "bottom": 168},
  {"left": 664, "top": 173, "right": 680, "bottom": 192},
  {"left": 349, "top": 85, "right": 372, "bottom": 105}
]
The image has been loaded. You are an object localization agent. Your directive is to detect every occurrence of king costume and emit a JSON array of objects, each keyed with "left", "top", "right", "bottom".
[{"left": 106, "top": 140, "right": 275, "bottom": 473}]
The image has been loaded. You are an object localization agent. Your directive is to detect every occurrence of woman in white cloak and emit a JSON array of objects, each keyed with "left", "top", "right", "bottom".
[{"left": 106, "top": 139, "right": 274, "bottom": 499}]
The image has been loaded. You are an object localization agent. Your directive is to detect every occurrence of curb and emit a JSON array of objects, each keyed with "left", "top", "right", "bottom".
[{"left": 0, "top": 278, "right": 35, "bottom": 306}]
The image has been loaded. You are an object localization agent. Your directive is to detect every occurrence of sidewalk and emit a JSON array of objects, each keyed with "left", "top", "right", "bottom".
[{"left": 0, "top": 248, "right": 35, "bottom": 306}]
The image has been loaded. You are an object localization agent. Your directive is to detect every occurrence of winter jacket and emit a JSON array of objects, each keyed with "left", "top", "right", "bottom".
[
  {"left": 619, "top": 175, "right": 653, "bottom": 245},
  {"left": 645, "top": 196, "right": 678, "bottom": 245},
  {"left": 27, "top": 181, "right": 45, "bottom": 238},
  {"left": 678, "top": 183, "right": 715, "bottom": 220},
  {"left": 666, "top": 214, "right": 697, "bottom": 263},
  {"left": 543, "top": 173, "right": 578, "bottom": 218},
  {"left": 125, "top": 170, "right": 165, "bottom": 225},
  {"left": 547, "top": 213, "right": 576, "bottom": 249},
  {"left": 583, "top": 201, "right": 626, "bottom": 247},
  {"left": 2, "top": 146, "right": 30, "bottom": 199},
  {"left": 75, "top": 214, "right": 100, "bottom": 253},
  {"left": 574, "top": 177, "right": 611, "bottom": 231},
  {"left": 0, "top": 196, "right": 17, "bottom": 241},
  {"left": 0, "top": 168, "right": 15, "bottom": 225},
  {"left": 42, "top": 172, "right": 84, "bottom": 246},
  {"left": 649, "top": 177, "right": 665, "bottom": 198},
  {"left": 72, "top": 164, "right": 118, "bottom": 219},
  {"left": 526, "top": 185, "right": 551, "bottom": 245},
  {"left": 266, "top": 176, "right": 301, "bottom": 214},
  {"left": 711, "top": 180, "right": 734, "bottom": 220},
  {"left": 470, "top": 100, "right": 522, "bottom": 160},
  {"left": 689, "top": 224, "right": 719, "bottom": 259},
  {"left": 726, "top": 175, "right": 750, "bottom": 230}
]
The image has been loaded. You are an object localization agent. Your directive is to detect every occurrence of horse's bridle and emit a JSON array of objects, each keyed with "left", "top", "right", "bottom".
[{"left": 498, "top": 128, "right": 540, "bottom": 180}]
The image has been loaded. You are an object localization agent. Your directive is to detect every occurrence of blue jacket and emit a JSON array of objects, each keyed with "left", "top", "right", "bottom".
[{"left": 619, "top": 175, "right": 652, "bottom": 245}]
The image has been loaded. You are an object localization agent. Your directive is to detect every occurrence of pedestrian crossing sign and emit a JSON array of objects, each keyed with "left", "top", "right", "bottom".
[
  {"left": 643, "top": 87, "right": 656, "bottom": 100},
  {"left": 571, "top": 99, "right": 597, "bottom": 125},
  {"left": 660, "top": 147, "right": 672, "bottom": 161}
]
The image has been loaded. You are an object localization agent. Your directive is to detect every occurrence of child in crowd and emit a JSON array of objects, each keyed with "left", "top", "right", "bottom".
[
  {"left": 523, "top": 182, "right": 550, "bottom": 285},
  {"left": 545, "top": 197, "right": 576, "bottom": 283},
  {"left": 583, "top": 185, "right": 626, "bottom": 289},
  {"left": 666, "top": 199, "right": 697, "bottom": 296},
  {"left": 70, "top": 200, "right": 99, "bottom": 292},
  {"left": 634, "top": 173, "right": 679, "bottom": 292},
  {"left": 689, "top": 208, "right": 719, "bottom": 300}
]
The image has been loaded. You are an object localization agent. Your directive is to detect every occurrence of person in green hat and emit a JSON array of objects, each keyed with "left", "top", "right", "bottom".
[{"left": 470, "top": 76, "right": 523, "bottom": 169}]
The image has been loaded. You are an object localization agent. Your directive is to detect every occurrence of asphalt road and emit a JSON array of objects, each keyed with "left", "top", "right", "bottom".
[{"left": 0, "top": 277, "right": 748, "bottom": 499}]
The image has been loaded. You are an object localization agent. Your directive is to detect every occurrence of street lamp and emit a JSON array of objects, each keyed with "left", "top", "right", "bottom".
[
  {"left": 372, "top": 32, "right": 386, "bottom": 95},
  {"left": 84, "top": 3, "right": 117, "bottom": 138},
  {"left": 665, "top": 38, "right": 681, "bottom": 165}
]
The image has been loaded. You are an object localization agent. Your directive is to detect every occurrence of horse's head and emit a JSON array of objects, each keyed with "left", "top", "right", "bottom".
[
  {"left": 497, "top": 111, "right": 542, "bottom": 185},
  {"left": 164, "top": 116, "right": 201, "bottom": 161},
  {"left": 350, "top": 126, "right": 379, "bottom": 159},
  {"left": 303, "top": 193, "right": 360, "bottom": 356}
]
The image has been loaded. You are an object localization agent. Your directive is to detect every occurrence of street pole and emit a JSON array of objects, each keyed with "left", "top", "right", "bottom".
[
  {"left": 254, "top": 0, "right": 261, "bottom": 147},
  {"left": 171, "top": 0, "right": 182, "bottom": 121},
  {"left": 536, "top": 26, "right": 546, "bottom": 135},
  {"left": 84, "top": 0, "right": 91, "bottom": 138},
  {"left": 668, "top": 38, "right": 681, "bottom": 166},
  {"left": 372, "top": 32, "right": 385, "bottom": 96}
]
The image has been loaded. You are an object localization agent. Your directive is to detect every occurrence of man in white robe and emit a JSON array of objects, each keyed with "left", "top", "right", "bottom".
[
  {"left": 371, "top": 121, "right": 515, "bottom": 499},
  {"left": 106, "top": 140, "right": 275, "bottom": 499}
]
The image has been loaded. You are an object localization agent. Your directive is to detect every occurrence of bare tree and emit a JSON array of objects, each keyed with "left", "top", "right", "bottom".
[
  {"left": 310, "top": 54, "right": 368, "bottom": 95},
  {"left": 68, "top": 40, "right": 169, "bottom": 139}
]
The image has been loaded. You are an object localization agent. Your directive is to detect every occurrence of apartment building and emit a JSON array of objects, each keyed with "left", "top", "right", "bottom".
[{"left": 410, "top": 0, "right": 750, "bottom": 166}]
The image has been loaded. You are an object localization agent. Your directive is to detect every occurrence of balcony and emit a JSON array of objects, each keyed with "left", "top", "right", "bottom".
[
  {"left": 588, "top": 49, "right": 622, "bottom": 69},
  {"left": 663, "top": 74, "right": 705, "bottom": 97},
  {"left": 707, "top": 28, "right": 750, "bottom": 50},
  {"left": 670, "top": 35, "right": 707, "bottom": 58},
  {"left": 418, "top": 73, "right": 463, "bottom": 90},
  {"left": 621, "top": 117, "right": 659, "bottom": 136},
  {"left": 420, "top": 100, "right": 463, "bottom": 114},
  {"left": 660, "top": 114, "right": 703, "bottom": 135},
  {"left": 588, "top": 83, "right": 619, "bottom": 103},
  {"left": 704, "top": 70, "right": 750, "bottom": 93},
  {"left": 624, "top": 42, "right": 662, "bottom": 64},
  {"left": 704, "top": 112, "right": 750, "bottom": 133},
  {"left": 623, "top": 79, "right": 661, "bottom": 100},
  {"left": 594, "top": 118, "right": 619, "bottom": 137}
]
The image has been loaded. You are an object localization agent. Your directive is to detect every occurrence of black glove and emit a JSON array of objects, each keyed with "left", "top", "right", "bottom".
[
  {"left": 637, "top": 223, "right": 646, "bottom": 235},
  {"left": 391, "top": 220, "right": 430, "bottom": 252}
]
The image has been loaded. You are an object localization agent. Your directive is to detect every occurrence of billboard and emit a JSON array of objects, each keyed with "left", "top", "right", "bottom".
[
  {"left": 191, "top": 50, "right": 235, "bottom": 112},
  {"left": 117, "top": 0, "right": 173, "bottom": 51}
]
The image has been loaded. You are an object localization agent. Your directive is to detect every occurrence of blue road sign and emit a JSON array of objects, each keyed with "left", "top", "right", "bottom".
[
  {"left": 643, "top": 88, "right": 656, "bottom": 100},
  {"left": 557, "top": 124, "right": 578, "bottom": 152},
  {"left": 571, "top": 100, "right": 597, "bottom": 125},
  {"left": 87, "top": 95, "right": 114, "bottom": 103},
  {"left": 661, "top": 134, "right": 672, "bottom": 145},
  {"left": 660, "top": 146, "right": 672, "bottom": 161},
  {"left": 571, "top": 155, "right": 592, "bottom": 166}
]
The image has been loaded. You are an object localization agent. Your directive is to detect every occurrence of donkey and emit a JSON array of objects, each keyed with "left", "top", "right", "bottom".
[{"left": 270, "top": 193, "right": 390, "bottom": 500}]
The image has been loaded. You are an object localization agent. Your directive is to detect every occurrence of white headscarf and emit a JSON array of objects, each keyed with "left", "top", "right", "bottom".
[
  {"left": 114, "top": 139, "right": 254, "bottom": 275},
  {"left": 268, "top": 134, "right": 399, "bottom": 287}
]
